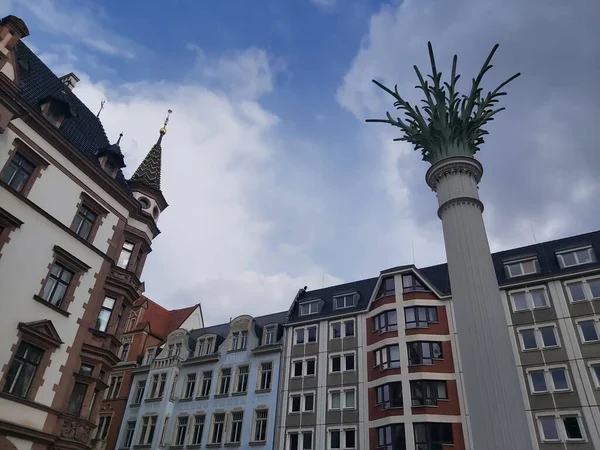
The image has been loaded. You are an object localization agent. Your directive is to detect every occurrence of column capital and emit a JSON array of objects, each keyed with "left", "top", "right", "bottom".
[{"left": 425, "top": 156, "right": 483, "bottom": 192}]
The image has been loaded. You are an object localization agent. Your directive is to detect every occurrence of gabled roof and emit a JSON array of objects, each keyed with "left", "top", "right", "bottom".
[{"left": 130, "top": 296, "right": 198, "bottom": 339}]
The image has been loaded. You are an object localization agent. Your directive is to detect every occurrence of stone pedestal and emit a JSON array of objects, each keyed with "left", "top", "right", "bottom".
[{"left": 426, "top": 156, "right": 532, "bottom": 449}]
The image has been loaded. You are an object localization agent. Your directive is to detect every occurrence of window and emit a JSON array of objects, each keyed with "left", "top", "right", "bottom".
[
  {"left": 122, "top": 421, "right": 135, "bottom": 448},
  {"left": 591, "top": 363, "right": 600, "bottom": 388},
  {"left": 174, "top": 416, "right": 188, "bottom": 446},
  {"left": 253, "top": 410, "right": 268, "bottom": 442},
  {"left": 125, "top": 310, "right": 139, "bottom": 332},
  {"left": 117, "top": 241, "right": 135, "bottom": 269},
  {"left": 528, "top": 367, "right": 570, "bottom": 393},
  {"left": 229, "top": 412, "right": 243, "bottom": 443},
  {"left": 231, "top": 332, "right": 239, "bottom": 350},
  {"left": 578, "top": 319, "right": 599, "bottom": 343},
  {"left": 258, "top": 362, "right": 273, "bottom": 390},
  {"left": 235, "top": 366, "right": 249, "bottom": 393},
  {"left": 290, "top": 392, "right": 315, "bottom": 413},
  {"left": 377, "top": 277, "right": 395, "bottom": 297},
  {"left": 329, "top": 389, "right": 355, "bottom": 410},
  {"left": 218, "top": 368, "right": 231, "bottom": 395},
  {"left": 210, "top": 413, "right": 225, "bottom": 444},
  {"left": 294, "top": 325, "right": 317, "bottom": 344},
  {"left": 376, "top": 382, "right": 403, "bottom": 409},
  {"left": 169, "top": 373, "right": 179, "bottom": 400},
  {"left": 373, "top": 310, "right": 398, "bottom": 333},
  {"left": 138, "top": 416, "right": 157, "bottom": 445},
  {"left": 374, "top": 345, "right": 400, "bottom": 369},
  {"left": 518, "top": 326, "right": 560, "bottom": 350},
  {"left": 330, "top": 320, "right": 355, "bottom": 338},
  {"left": 107, "top": 375, "right": 122, "bottom": 399},
  {"left": 334, "top": 294, "right": 356, "bottom": 309},
  {"left": 133, "top": 380, "right": 145, "bottom": 404},
  {"left": 190, "top": 415, "right": 205, "bottom": 445},
  {"left": 288, "top": 431, "right": 313, "bottom": 450},
  {"left": 167, "top": 344, "right": 175, "bottom": 357},
  {"left": 402, "top": 274, "right": 428, "bottom": 292},
  {"left": 67, "top": 382, "right": 88, "bottom": 415},
  {"left": 174, "top": 343, "right": 182, "bottom": 356},
  {"left": 149, "top": 373, "right": 167, "bottom": 398},
  {"left": 120, "top": 343, "right": 130, "bottom": 362},
  {"left": 376, "top": 424, "right": 405, "bottom": 450},
  {"left": 40, "top": 263, "right": 74, "bottom": 307},
  {"left": 407, "top": 341, "right": 443, "bottom": 365},
  {"left": 79, "top": 363, "right": 94, "bottom": 377},
  {"left": 197, "top": 336, "right": 215, "bottom": 356},
  {"left": 159, "top": 416, "right": 169, "bottom": 446},
  {"left": 414, "top": 422, "right": 453, "bottom": 448},
  {"left": 330, "top": 353, "right": 355, "bottom": 373},
  {"left": 410, "top": 380, "right": 448, "bottom": 406},
  {"left": 95, "top": 415, "right": 111, "bottom": 440},
  {"left": 1, "top": 152, "right": 35, "bottom": 192},
  {"left": 557, "top": 247, "right": 596, "bottom": 269},
  {"left": 504, "top": 257, "right": 540, "bottom": 278},
  {"left": 292, "top": 358, "right": 316, "bottom": 377},
  {"left": 405, "top": 306, "right": 438, "bottom": 329},
  {"left": 299, "top": 301, "right": 319, "bottom": 316},
  {"left": 510, "top": 287, "right": 549, "bottom": 311},
  {"left": 71, "top": 205, "right": 97, "bottom": 240},
  {"left": 95, "top": 297, "right": 115, "bottom": 332},
  {"left": 538, "top": 415, "right": 585, "bottom": 442},
  {"left": 144, "top": 348, "right": 156, "bottom": 366},
  {"left": 183, "top": 373, "right": 196, "bottom": 399},
  {"left": 200, "top": 371, "right": 212, "bottom": 397},
  {"left": 566, "top": 278, "right": 600, "bottom": 302},
  {"left": 329, "top": 428, "right": 356, "bottom": 449},
  {"left": 264, "top": 326, "right": 275, "bottom": 345}
]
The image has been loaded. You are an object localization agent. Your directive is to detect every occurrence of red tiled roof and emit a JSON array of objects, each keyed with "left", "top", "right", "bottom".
[{"left": 131, "top": 296, "right": 197, "bottom": 339}]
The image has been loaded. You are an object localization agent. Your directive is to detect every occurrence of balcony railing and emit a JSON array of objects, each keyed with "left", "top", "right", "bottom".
[{"left": 151, "top": 355, "right": 183, "bottom": 369}]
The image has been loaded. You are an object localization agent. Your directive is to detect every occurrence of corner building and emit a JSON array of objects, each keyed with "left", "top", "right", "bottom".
[{"left": 0, "top": 14, "right": 171, "bottom": 450}]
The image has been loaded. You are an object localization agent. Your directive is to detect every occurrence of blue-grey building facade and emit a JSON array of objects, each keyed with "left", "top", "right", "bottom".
[{"left": 115, "top": 312, "right": 286, "bottom": 450}]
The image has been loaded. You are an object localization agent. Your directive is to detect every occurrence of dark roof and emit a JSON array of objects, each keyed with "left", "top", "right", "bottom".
[
  {"left": 287, "top": 277, "right": 379, "bottom": 324},
  {"left": 129, "top": 141, "right": 162, "bottom": 190},
  {"left": 14, "top": 41, "right": 131, "bottom": 190}
]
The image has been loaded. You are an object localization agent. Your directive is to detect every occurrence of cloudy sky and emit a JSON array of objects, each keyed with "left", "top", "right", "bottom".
[{"left": 3, "top": 0, "right": 599, "bottom": 325}]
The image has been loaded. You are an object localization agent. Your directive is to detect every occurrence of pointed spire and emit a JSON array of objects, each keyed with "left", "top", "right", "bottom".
[{"left": 116, "top": 132, "right": 123, "bottom": 145}]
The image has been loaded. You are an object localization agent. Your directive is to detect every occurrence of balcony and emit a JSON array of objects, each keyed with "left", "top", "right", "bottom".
[{"left": 151, "top": 355, "right": 183, "bottom": 369}]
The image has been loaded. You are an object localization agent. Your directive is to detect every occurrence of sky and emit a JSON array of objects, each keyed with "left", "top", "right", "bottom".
[{"left": 2, "top": 0, "right": 599, "bottom": 325}]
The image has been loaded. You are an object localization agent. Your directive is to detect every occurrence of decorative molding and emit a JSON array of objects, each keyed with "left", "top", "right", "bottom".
[
  {"left": 59, "top": 418, "right": 92, "bottom": 444},
  {"left": 437, "top": 196, "right": 485, "bottom": 219},
  {"left": 0, "top": 206, "right": 22, "bottom": 228},
  {"left": 425, "top": 156, "right": 483, "bottom": 192},
  {"left": 18, "top": 320, "right": 63, "bottom": 347},
  {"left": 53, "top": 245, "right": 91, "bottom": 272}
]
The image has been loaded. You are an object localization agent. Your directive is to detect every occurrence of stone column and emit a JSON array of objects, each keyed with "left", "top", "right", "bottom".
[{"left": 426, "top": 156, "right": 532, "bottom": 449}]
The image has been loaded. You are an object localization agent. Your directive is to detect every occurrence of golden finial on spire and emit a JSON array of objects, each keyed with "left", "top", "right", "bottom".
[{"left": 160, "top": 109, "right": 173, "bottom": 135}]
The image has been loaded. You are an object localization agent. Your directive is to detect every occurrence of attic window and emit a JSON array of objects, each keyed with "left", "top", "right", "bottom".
[
  {"left": 40, "top": 100, "right": 67, "bottom": 127},
  {"left": 402, "top": 274, "right": 428, "bottom": 292},
  {"left": 504, "top": 257, "right": 540, "bottom": 278},
  {"left": 334, "top": 294, "right": 357, "bottom": 309},
  {"left": 299, "top": 301, "right": 319, "bottom": 316},
  {"left": 556, "top": 247, "right": 596, "bottom": 269}
]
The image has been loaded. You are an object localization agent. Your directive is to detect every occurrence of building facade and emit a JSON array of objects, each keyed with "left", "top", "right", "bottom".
[
  {"left": 99, "top": 297, "right": 203, "bottom": 450},
  {"left": 0, "top": 15, "right": 170, "bottom": 450},
  {"left": 116, "top": 312, "right": 286, "bottom": 450}
]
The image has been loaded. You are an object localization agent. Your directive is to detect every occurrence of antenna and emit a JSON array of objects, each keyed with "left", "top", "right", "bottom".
[
  {"left": 322, "top": 269, "right": 325, "bottom": 288},
  {"left": 96, "top": 99, "right": 106, "bottom": 118},
  {"left": 411, "top": 239, "right": 416, "bottom": 265},
  {"left": 529, "top": 222, "right": 538, "bottom": 244}
]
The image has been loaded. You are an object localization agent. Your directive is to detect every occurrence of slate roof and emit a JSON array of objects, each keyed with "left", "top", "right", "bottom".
[
  {"left": 129, "top": 140, "right": 162, "bottom": 190},
  {"left": 14, "top": 41, "right": 131, "bottom": 190}
]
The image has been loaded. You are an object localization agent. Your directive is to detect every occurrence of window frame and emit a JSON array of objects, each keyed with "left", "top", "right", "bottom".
[
  {"left": 333, "top": 293, "right": 356, "bottom": 310},
  {"left": 565, "top": 276, "right": 600, "bottom": 303},
  {"left": 517, "top": 325, "right": 561, "bottom": 351},
  {"left": 291, "top": 358, "right": 317, "bottom": 378},
  {"left": 407, "top": 341, "right": 443, "bottom": 366},
  {"left": 227, "top": 411, "right": 244, "bottom": 444},
  {"left": 503, "top": 257, "right": 540, "bottom": 278},
  {"left": 329, "top": 352, "right": 356, "bottom": 374},
  {"left": 374, "top": 344, "right": 401, "bottom": 370},
  {"left": 410, "top": 380, "right": 448, "bottom": 406},
  {"left": 173, "top": 415, "right": 189, "bottom": 446},
  {"left": 210, "top": 412, "right": 225, "bottom": 444},
  {"left": 234, "top": 365, "right": 249, "bottom": 394},
  {"left": 328, "top": 388, "right": 356, "bottom": 411},
  {"left": 536, "top": 412, "right": 587, "bottom": 443},
  {"left": 95, "top": 296, "right": 116, "bottom": 333},
  {"left": 508, "top": 286, "right": 550, "bottom": 312},
  {"left": 138, "top": 415, "right": 158, "bottom": 445},
  {"left": 190, "top": 414, "right": 205, "bottom": 445},
  {"left": 106, "top": 374, "right": 123, "bottom": 399},
  {"left": 264, "top": 325, "right": 276, "bottom": 345},
  {"left": 122, "top": 420, "right": 136, "bottom": 448},
  {"left": 2, "top": 341, "right": 44, "bottom": 399},
  {"left": 526, "top": 365, "right": 571, "bottom": 394},
  {"left": 327, "top": 427, "right": 357, "bottom": 450},
  {"left": 404, "top": 306, "right": 438, "bottom": 329},
  {"left": 251, "top": 409, "right": 268, "bottom": 443},
  {"left": 69, "top": 192, "right": 108, "bottom": 243},
  {"left": 132, "top": 380, "right": 146, "bottom": 404},
  {"left": 588, "top": 360, "right": 600, "bottom": 388},
  {"left": 183, "top": 373, "right": 196, "bottom": 399},
  {"left": 372, "top": 309, "right": 398, "bottom": 333},
  {"left": 217, "top": 367, "right": 232, "bottom": 396},
  {"left": 0, "top": 140, "right": 49, "bottom": 197},
  {"left": 258, "top": 361, "right": 273, "bottom": 391},
  {"left": 293, "top": 325, "right": 318, "bottom": 345},
  {"left": 299, "top": 301, "right": 320, "bottom": 316},
  {"left": 375, "top": 381, "right": 403, "bottom": 409},
  {"left": 198, "top": 370, "right": 213, "bottom": 398},
  {"left": 95, "top": 414, "right": 112, "bottom": 441},
  {"left": 402, "top": 273, "right": 428, "bottom": 293},
  {"left": 287, "top": 429, "right": 314, "bottom": 450},
  {"left": 289, "top": 391, "right": 316, "bottom": 413},
  {"left": 556, "top": 246, "right": 596, "bottom": 269},
  {"left": 575, "top": 317, "right": 600, "bottom": 344},
  {"left": 329, "top": 319, "right": 355, "bottom": 339}
]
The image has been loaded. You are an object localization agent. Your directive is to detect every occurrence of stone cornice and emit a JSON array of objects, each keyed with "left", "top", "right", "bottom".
[{"left": 425, "top": 156, "right": 483, "bottom": 192}]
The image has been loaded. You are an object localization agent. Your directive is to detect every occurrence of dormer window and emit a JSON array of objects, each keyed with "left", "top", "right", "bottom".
[
  {"left": 197, "top": 336, "right": 214, "bottom": 356},
  {"left": 504, "top": 257, "right": 540, "bottom": 278},
  {"left": 556, "top": 247, "right": 596, "bottom": 269},
  {"left": 402, "top": 274, "right": 428, "bottom": 292},
  {"left": 40, "top": 99, "right": 70, "bottom": 127},
  {"left": 264, "top": 326, "right": 275, "bottom": 345},
  {"left": 334, "top": 294, "right": 357, "bottom": 309},
  {"left": 230, "top": 331, "right": 248, "bottom": 351},
  {"left": 300, "top": 300, "right": 319, "bottom": 316},
  {"left": 377, "top": 277, "right": 395, "bottom": 297}
]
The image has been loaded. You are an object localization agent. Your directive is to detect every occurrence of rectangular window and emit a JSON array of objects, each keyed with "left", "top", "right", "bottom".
[
  {"left": 197, "top": 337, "right": 215, "bottom": 356},
  {"left": 510, "top": 287, "right": 549, "bottom": 311},
  {"left": 3, "top": 342, "right": 43, "bottom": 398},
  {"left": 184, "top": 373, "right": 196, "bottom": 398},
  {"left": 259, "top": 362, "right": 273, "bottom": 390},
  {"left": 174, "top": 416, "right": 188, "bottom": 446},
  {"left": 229, "top": 411, "right": 243, "bottom": 443},
  {"left": 292, "top": 358, "right": 316, "bottom": 377},
  {"left": 566, "top": 278, "right": 600, "bottom": 303},
  {"left": 330, "top": 353, "right": 355, "bottom": 373},
  {"left": 41, "top": 263, "right": 74, "bottom": 307},
  {"left": 95, "top": 296, "right": 115, "bottom": 332},
  {"left": 253, "top": 410, "right": 268, "bottom": 442},
  {"left": 518, "top": 326, "right": 560, "bottom": 350},
  {"left": 329, "top": 389, "right": 355, "bottom": 410},
  {"left": 144, "top": 348, "right": 156, "bottom": 366},
  {"left": 133, "top": 380, "right": 145, "bottom": 404},
  {"left": 334, "top": 294, "right": 356, "bottom": 309},
  {"left": 235, "top": 366, "right": 249, "bottom": 393},
  {"left": 376, "top": 424, "right": 405, "bottom": 450},
  {"left": 71, "top": 205, "right": 98, "bottom": 240},
  {"left": 200, "top": 371, "right": 212, "bottom": 397},
  {"left": 120, "top": 343, "right": 130, "bottom": 362},
  {"left": 288, "top": 431, "right": 313, "bottom": 450},
  {"left": 375, "top": 382, "right": 403, "bottom": 409},
  {"left": 290, "top": 392, "right": 314, "bottom": 413},
  {"left": 377, "top": 277, "right": 395, "bottom": 297},
  {"left": 67, "top": 382, "right": 88, "bottom": 415},
  {"left": 218, "top": 368, "right": 231, "bottom": 395},
  {"left": 414, "top": 422, "right": 453, "bottom": 447},
  {"left": 374, "top": 344, "right": 401, "bottom": 369},
  {"left": 528, "top": 367, "right": 570, "bottom": 393},
  {"left": 538, "top": 415, "right": 585, "bottom": 442},
  {"left": 95, "top": 415, "right": 111, "bottom": 440},
  {"left": 174, "top": 343, "right": 182, "bottom": 356},
  {"left": 373, "top": 310, "right": 398, "bottom": 333},
  {"left": 139, "top": 416, "right": 157, "bottom": 445},
  {"left": 504, "top": 257, "right": 540, "bottom": 277},
  {"left": 149, "top": 373, "right": 167, "bottom": 398},
  {"left": 79, "top": 363, "right": 94, "bottom": 377},
  {"left": 407, "top": 341, "right": 443, "bottom": 365},
  {"left": 299, "top": 301, "right": 319, "bottom": 316},
  {"left": 330, "top": 320, "right": 355, "bottom": 339},
  {"left": 405, "top": 306, "right": 438, "bottom": 329},
  {"left": 264, "top": 326, "right": 275, "bottom": 345},
  {"left": 578, "top": 319, "right": 599, "bottom": 343},
  {"left": 107, "top": 375, "right": 122, "bottom": 399},
  {"left": 191, "top": 415, "right": 205, "bottom": 445},
  {"left": 1, "top": 152, "right": 35, "bottom": 192},
  {"left": 231, "top": 332, "right": 239, "bottom": 350},
  {"left": 329, "top": 428, "right": 356, "bottom": 450},
  {"left": 211, "top": 413, "right": 225, "bottom": 444},
  {"left": 294, "top": 325, "right": 317, "bottom": 344},
  {"left": 402, "top": 274, "right": 428, "bottom": 292},
  {"left": 117, "top": 241, "right": 135, "bottom": 269},
  {"left": 410, "top": 380, "right": 448, "bottom": 406},
  {"left": 159, "top": 416, "right": 169, "bottom": 446},
  {"left": 123, "top": 421, "right": 135, "bottom": 448},
  {"left": 557, "top": 247, "right": 596, "bottom": 269}
]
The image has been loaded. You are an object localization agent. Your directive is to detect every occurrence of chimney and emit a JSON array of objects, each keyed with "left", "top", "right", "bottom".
[
  {"left": 0, "top": 15, "right": 29, "bottom": 83},
  {"left": 59, "top": 72, "right": 79, "bottom": 91}
]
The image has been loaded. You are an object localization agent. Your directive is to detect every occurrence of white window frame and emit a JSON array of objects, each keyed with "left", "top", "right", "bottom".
[
  {"left": 133, "top": 379, "right": 146, "bottom": 404},
  {"left": 172, "top": 415, "right": 189, "bottom": 446},
  {"left": 575, "top": 316, "right": 600, "bottom": 343},
  {"left": 504, "top": 257, "right": 540, "bottom": 278},
  {"left": 508, "top": 286, "right": 550, "bottom": 312},
  {"left": 95, "top": 414, "right": 112, "bottom": 440},
  {"left": 329, "top": 319, "right": 355, "bottom": 339},
  {"left": 182, "top": 373, "right": 196, "bottom": 399},
  {"left": 291, "top": 358, "right": 316, "bottom": 378},
  {"left": 199, "top": 370, "right": 212, "bottom": 397},
  {"left": 327, "top": 426, "right": 357, "bottom": 450},
  {"left": 328, "top": 388, "right": 356, "bottom": 411},
  {"left": 526, "top": 365, "right": 571, "bottom": 394},
  {"left": 210, "top": 412, "right": 225, "bottom": 444},
  {"left": 565, "top": 276, "right": 600, "bottom": 303},
  {"left": 106, "top": 375, "right": 123, "bottom": 399},
  {"left": 333, "top": 293, "right": 356, "bottom": 310},
  {"left": 234, "top": 365, "right": 249, "bottom": 394},
  {"left": 138, "top": 415, "right": 158, "bottom": 445},
  {"left": 144, "top": 347, "right": 156, "bottom": 366},
  {"left": 251, "top": 409, "right": 268, "bottom": 443},
  {"left": 517, "top": 325, "right": 561, "bottom": 351},
  {"left": 588, "top": 360, "right": 600, "bottom": 388},
  {"left": 329, "top": 352, "right": 356, "bottom": 374},
  {"left": 197, "top": 336, "right": 215, "bottom": 356},
  {"left": 227, "top": 410, "right": 244, "bottom": 444},
  {"left": 189, "top": 414, "right": 205, "bottom": 445},
  {"left": 293, "top": 325, "right": 318, "bottom": 345},
  {"left": 257, "top": 361, "right": 273, "bottom": 391},
  {"left": 217, "top": 367, "right": 232, "bottom": 395},
  {"left": 536, "top": 411, "right": 587, "bottom": 443},
  {"left": 264, "top": 326, "right": 275, "bottom": 345},
  {"left": 556, "top": 246, "right": 596, "bottom": 269},
  {"left": 289, "top": 391, "right": 316, "bottom": 413},
  {"left": 299, "top": 301, "right": 320, "bottom": 316},
  {"left": 287, "top": 429, "right": 314, "bottom": 450}
]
